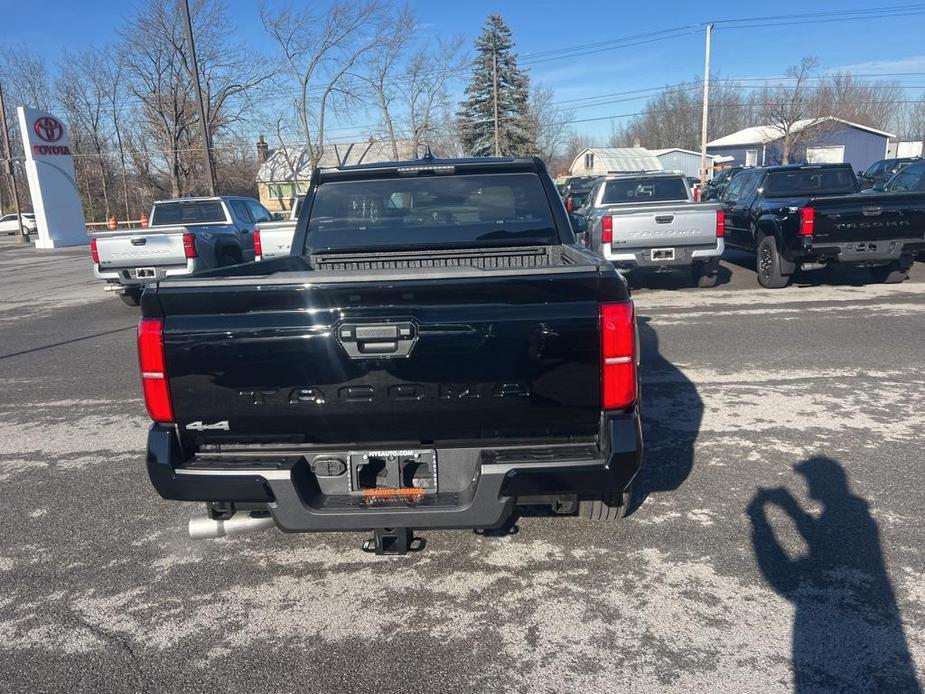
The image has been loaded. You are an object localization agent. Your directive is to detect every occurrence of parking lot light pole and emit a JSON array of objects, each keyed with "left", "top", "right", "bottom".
[
  {"left": 0, "top": 82, "right": 28, "bottom": 243},
  {"left": 699, "top": 23, "right": 714, "bottom": 185}
]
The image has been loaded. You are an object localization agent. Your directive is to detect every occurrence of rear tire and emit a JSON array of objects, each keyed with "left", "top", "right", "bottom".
[
  {"left": 579, "top": 487, "right": 631, "bottom": 521},
  {"left": 756, "top": 234, "right": 792, "bottom": 289},
  {"left": 218, "top": 249, "right": 243, "bottom": 267},
  {"left": 693, "top": 265, "right": 719, "bottom": 288},
  {"left": 870, "top": 262, "right": 908, "bottom": 284},
  {"left": 119, "top": 289, "right": 141, "bottom": 307}
]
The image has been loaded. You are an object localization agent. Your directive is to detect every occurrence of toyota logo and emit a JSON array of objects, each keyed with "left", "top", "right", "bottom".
[{"left": 33, "top": 116, "right": 63, "bottom": 143}]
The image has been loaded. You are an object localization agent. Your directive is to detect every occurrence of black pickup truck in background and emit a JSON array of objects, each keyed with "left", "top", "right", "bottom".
[
  {"left": 721, "top": 163, "right": 925, "bottom": 288},
  {"left": 138, "top": 157, "right": 643, "bottom": 554}
]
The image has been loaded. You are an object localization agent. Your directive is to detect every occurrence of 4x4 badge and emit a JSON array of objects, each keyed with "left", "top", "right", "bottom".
[{"left": 186, "top": 420, "right": 230, "bottom": 431}]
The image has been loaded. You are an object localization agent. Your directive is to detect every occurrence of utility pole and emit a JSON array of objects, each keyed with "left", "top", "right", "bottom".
[
  {"left": 699, "top": 23, "right": 714, "bottom": 185},
  {"left": 181, "top": 0, "right": 217, "bottom": 195},
  {"left": 492, "top": 37, "right": 500, "bottom": 157},
  {"left": 0, "top": 82, "right": 27, "bottom": 243}
]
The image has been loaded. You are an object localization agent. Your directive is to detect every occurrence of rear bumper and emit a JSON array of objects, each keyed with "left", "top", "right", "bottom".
[
  {"left": 145, "top": 410, "right": 644, "bottom": 531},
  {"left": 802, "top": 238, "right": 925, "bottom": 264},
  {"left": 606, "top": 240, "right": 723, "bottom": 270},
  {"left": 94, "top": 258, "right": 202, "bottom": 287}
]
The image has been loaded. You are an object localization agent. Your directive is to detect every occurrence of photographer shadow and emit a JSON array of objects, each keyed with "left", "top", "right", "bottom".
[{"left": 748, "top": 457, "right": 921, "bottom": 693}]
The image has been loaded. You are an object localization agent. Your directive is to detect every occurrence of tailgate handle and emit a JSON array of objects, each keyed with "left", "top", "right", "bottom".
[
  {"left": 131, "top": 238, "right": 147, "bottom": 246},
  {"left": 655, "top": 215, "right": 674, "bottom": 224},
  {"left": 338, "top": 322, "right": 416, "bottom": 359}
]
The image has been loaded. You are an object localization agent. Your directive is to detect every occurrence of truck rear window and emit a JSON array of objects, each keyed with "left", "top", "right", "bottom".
[
  {"left": 601, "top": 177, "right": 688, "bottom": 203},
  {"left": 305, "top": 173, "right": 557, "bottom": 253},
  {"left": 764, "top": 169, "right": 857, "bottom": 197},
  {"left": 151, "top": 201, "right": 227, "bottom": 226}
]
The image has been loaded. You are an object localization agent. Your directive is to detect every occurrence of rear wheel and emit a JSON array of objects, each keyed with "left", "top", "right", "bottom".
[
  {"left": 119, "top": 289, "right": 141, "bottom": 306},
  {"left": 756, "top": 234, "right": 792, "bottom": 289},
  {"left": 218, "top": 249, "right": 243, "bottom": 267},
  {"left": 693, "top": 264, "right": 719, "bottom": 288},
  {"left": 579, "top": 487, "right": 631, "bottom": 521},
  {"left": 870, "top": 262, "right": 908, "bottom": 284}
]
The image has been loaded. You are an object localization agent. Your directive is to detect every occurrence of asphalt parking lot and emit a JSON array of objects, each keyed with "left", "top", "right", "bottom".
[{"left": 1, "top": 236, "right": 923, "bottom": 693}]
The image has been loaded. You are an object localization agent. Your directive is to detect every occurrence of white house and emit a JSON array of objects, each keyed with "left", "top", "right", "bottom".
[
  {"left": 256, "top": 138, "right": 418, "bottom": 212},
  {"left": 568, "top": 147, "right": 662, "bottom": 176}
]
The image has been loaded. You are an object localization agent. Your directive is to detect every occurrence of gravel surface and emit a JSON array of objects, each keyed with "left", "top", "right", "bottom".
[{"left": 1, "top": 237, "right": 923, "bottom": 693}]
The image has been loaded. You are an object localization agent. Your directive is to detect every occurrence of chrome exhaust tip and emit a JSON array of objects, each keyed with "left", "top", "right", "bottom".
[{"left": 188, "top": 512, "right": 277, "bottom": 540}]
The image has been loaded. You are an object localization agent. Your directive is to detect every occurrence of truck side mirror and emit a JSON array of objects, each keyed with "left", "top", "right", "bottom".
[{"left": 569, "top": 213, "right": 588, "bottom": 234}]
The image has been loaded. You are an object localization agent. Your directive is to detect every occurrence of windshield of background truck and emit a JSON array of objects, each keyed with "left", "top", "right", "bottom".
[
  {"left": 151, "top": 201, "right": 227, "bottom": 226},
  {"left": 305, "top": 173, "right": 557, "bottom": 253},
  {"left": 601, "top": 177, "right": 688, "bottom": 203},
  {"left": 763, "top": 168, "right": 858, "bottom": 197}
]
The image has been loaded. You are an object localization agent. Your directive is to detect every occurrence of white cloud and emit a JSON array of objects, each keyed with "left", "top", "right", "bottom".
[{"left": 827, "top": 55, "right": 925, "bottom": 75}]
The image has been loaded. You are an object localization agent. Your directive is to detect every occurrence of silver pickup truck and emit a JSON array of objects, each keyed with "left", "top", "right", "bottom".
[
  {"left": 91, "top": 196, "right": 273, "bottom": 305},
  {"left": 253, "top": 195, "right": 302, "bottom": 261},
  {"left": 577, "top": 172, "right": 724, "bottom": 287}
]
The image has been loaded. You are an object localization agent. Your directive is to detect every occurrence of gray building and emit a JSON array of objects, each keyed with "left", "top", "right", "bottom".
[
  {"left": 649, "top": 148, "right": 715, "bottom": 179},
  {"left": 706, "top": 117, "right": 893, "bottom": 172}
]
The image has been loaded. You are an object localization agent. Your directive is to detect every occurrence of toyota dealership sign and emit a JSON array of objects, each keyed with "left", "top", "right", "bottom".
[{"left": 16, "top": 107, "right": 87, "bottom": 248}]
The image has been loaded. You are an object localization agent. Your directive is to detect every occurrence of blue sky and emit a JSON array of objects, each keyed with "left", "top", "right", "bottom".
[{"left": 4, "top": 0, "right": 925, "bottom": 140}]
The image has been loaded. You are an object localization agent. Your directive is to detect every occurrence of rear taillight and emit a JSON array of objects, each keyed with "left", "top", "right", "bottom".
[
  {"left": 90, "top": 238, "right": 99, "bottom": 264},
  {"left": 138, "top": 318, "right": 174, "bottom": 423},
  {"left": 601, "top": 302, "right": 637, "bottom": 410},
  {"left": 253, "top": 229, "right": 263, "bottom": 259},
  {"left": 799, "top": 207, "right": 815, "bottom": 236},
  {"left": 182, "top": 232, "right": 197, "bottom": 258},
  {"left": 601, "top": 215, "right": 613, "bottom": 244},
  {"left": 565, "top": 195, "right": 574, "bottom": 213},
  {"left": 715, "top": 209, "right": 726, "bottom": 238}
]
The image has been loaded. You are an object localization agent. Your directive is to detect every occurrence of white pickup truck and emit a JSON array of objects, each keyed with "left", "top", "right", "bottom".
[
  {"left": 577, "top": 172, "right": 725, "bottom": 287},
  {"left": 253, "top": 195, "right": 302, "bottom": 261},
  {"left": 90, "top": 196, "right": 273, "bottom": 305}
]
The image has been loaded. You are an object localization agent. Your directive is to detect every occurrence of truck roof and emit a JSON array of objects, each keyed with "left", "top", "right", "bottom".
[
  {"left": 750, "top": 163, "right": 854, "bottom": 174},
  {"left": 152, "top": 195, "right": 256, "bottom": 204},
  {"left": 601, "top": 170, "right": 684, "bottom": 179},
  {"left": 316, "top": 156, "right": 544, "bottom": 182}
]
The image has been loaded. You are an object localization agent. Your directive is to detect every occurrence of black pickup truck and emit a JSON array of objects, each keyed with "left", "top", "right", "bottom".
[
  {"left": 721, "top": 163, "right": 925, "bottom": 288},
  {"left": 138, "top": 157, "right": 643, "bottom": 554}
]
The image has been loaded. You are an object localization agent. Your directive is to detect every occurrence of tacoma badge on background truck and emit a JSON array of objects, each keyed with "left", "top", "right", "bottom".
[{"left": 138, "top": 156, "right": 644, "bottom": 554}]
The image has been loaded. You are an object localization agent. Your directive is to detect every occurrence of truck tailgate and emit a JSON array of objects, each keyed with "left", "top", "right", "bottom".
[
  {"left": 810, "top": 192, "right": 925, "bottom": 244},
  {"left": 155, "top": 267, "right": 604, "bottom": 447},
  {"left": 95, "top": 230, "right": 188, "bottom": 269},
  {"left": 255, "top": 221, "right": 296, "bottom": 259},
  {"left": 608, "top": 202, "right": 719, "bottom": 249}
]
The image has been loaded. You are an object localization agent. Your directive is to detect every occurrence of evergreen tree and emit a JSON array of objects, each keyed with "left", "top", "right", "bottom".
[{"left": 458, "top": 15, "right": 533, "bottom": 157}]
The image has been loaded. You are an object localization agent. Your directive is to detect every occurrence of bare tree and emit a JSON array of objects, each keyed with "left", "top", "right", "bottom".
[
  {"left": 99, "top": 46, "right": 134, "bottom": 219},
  {"left": 891, "top": 92, "right": 925, "bottom": 142},
  {"left": 609, "top": 77, "right": 754, "bottom": 152},
  {"left": 356, "top": 4, "right": 415, "bottom": 159},
  {"left": 759, "top": 57, "right": 821, "bottom": 164},
  {"left": 58, "top": 49, "right": 115, "bottom": 218},
  {"left": 400, "top": 37, "right": 465, "bottom": 154},
  {"left": 261, "top": 0, "right": 390, "bottom": 169},
  {"left": 527, "top": 84, "right": 574, "bottom": 171},
  {"left": 123, "top": 0, "right": 272, "bottom": 197},
  {"left": 811, "top": 72, "right": 902, "bottom": 131},
  {"left": 0, "top": 46, "right": 54, "bottom": 213}
]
